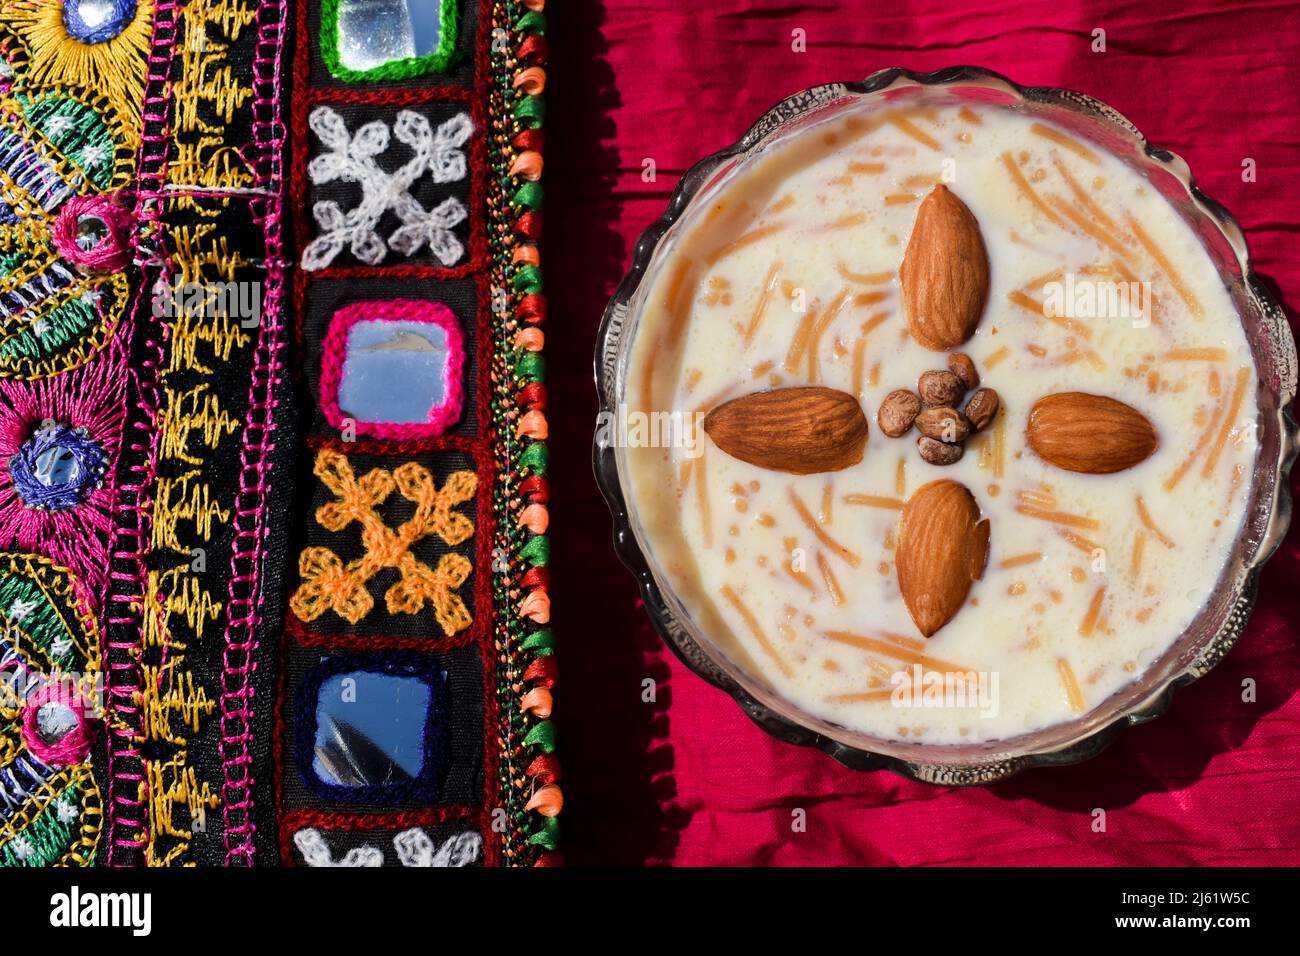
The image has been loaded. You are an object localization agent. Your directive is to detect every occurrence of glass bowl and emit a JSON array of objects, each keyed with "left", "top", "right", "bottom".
[{"left": 593, "top": 66, "right": 1298, "bottom": 784}]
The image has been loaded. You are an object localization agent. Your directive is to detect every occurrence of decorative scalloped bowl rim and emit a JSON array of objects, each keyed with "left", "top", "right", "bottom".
[{"left": 594, "top": 66, "right": 1298, "bottom": 785}]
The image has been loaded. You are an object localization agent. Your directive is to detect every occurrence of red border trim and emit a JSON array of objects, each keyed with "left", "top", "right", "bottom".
[
  {"left": 281, "top": 807, "right": 487, "bottom": 866},
  {"left": 278, "top": 0, "right": 501, "bottom": 869}
]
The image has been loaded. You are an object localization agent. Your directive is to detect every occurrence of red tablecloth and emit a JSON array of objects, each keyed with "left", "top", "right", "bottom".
[{"left": 547, "top": 0, "right": 1300, "bottom": 865}]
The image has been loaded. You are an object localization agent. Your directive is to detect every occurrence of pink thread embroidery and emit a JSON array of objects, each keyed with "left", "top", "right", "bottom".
[
  {"left": 319, "top": 299, "right": 466, "bottom": 440},
  {"left": 21, "top": 684, "right": 93, "bottom": 767},
  {"left": 101, "top": 0, "right": 184, "bottom": 862},
  {"left": 0, "top": 333, "right": 127, "bottom": 607},
  {"left": 51, "top": 194, "right": 136, "bottom": 274},
  {"left": 219, "top": 0, "right": 290, "bottom": 865}
]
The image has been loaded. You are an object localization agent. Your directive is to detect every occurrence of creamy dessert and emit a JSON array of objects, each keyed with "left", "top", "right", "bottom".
[{"left": 621, "top": 99, "right": 1258, "bottom": 744}]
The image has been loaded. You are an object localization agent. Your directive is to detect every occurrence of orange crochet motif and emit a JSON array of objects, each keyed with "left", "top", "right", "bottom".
[{"left": 290, "top": 449, "right": 478, "bottom": 634}]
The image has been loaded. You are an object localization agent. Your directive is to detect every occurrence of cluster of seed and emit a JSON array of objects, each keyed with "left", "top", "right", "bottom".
[{"left": 876, "top": 353, "right": 1000, "bottom": 465}]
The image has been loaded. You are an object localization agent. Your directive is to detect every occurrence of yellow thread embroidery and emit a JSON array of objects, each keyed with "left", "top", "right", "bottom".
[
  {"left": 141, "top": 567, "right": 222, "bottom": 645},
  {"left": 291, "top": 450, "right": 478, "bottom": 634},
  {"left": 157, "top": 384, "right": 242, "bottom": 465},
  {"left": 168, "top": 1, "right": 257, "bottom": 212},
  {"left": 0, "top": 765, "right": 102, "bottom": 864},
  {"left": 0, "top": 102, "right": 94, "bottom": 201},
  {"left": 0, "top": 95, "right": 101, "bottom": 197},
  {"left": 164, "top": 276, "right": 252, "bottom": 375},
  {"left": 139, "top": 659, "right": 216, "bottom": 746},
  {"left": 0, "top": 62, "right": 137, "bottom": 379},
  {"left": 169, "top": 223, "right": 253, "bottom": 288},
  {"left": 1, "top": 1, "right": 154, "bottom": 148},
  {"left": 0, "top": 159, "right": 52, "bottom": 226},
  {"left": 0, "top": 555, "right": 102, "bottom": 863},
  {"left": 152, "top": 470, "right": 233, "bottom": 555},
  {"left": 141, "top": 753, "right": 220, "bottom": 867},
  {"left": 133, "top": 572, "right": 220, "bottom": 866},
  {"left": 0, "top": 270, "right": 129, "bottom": 380},
  {"left": 8, "top": 83, "right": 140, "bottom": 193},
  {"left": 134, "top": 0, "right": 265, "bottom": 867}
]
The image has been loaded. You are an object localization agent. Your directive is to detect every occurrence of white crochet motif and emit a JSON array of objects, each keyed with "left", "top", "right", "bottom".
[
  {"left": 393, "top": 828, "right": 481, "bottom": 867},
  {"left": 292, "top": 826, "right": 483, "bottom": 868},
  {"left": 302, "top": 106, "right": 472, "bottom": 271}
]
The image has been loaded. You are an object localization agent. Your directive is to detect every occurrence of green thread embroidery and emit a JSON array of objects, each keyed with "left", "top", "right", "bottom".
[
  {"left": 0, "top": 556, "right": 90, "bottom": 670},
  {"left": 515, "top": 350, "right": 544, "bottom": 381},
  {"left": 519, "top": 536, "right": 549, "bottom": 567},
  {"left": 0, "top": 273, "right": 128, "bottom": 380},
  {"left": 486, "top": 0, "right": 560, "bottom": 863},
  {"left": 526, "top": 816, "right": 559, "bottom": 850},
  {"left": 319, "top": 0, "right": 462, "bottom": 83},
  {"left": 0, "top": 54, "right": 134, "bottom": 381},
  {"left": 16, "top": 94, "right": 118, "bottom": 191},
  {"left": 1, "top": 287, "right": 100, "bottom": 364},
  {"left": 512, "top": 264, "right": 542, "bottom": 294},
  {"left": 521, "top": 628, "right": 554, "bottom": 654},
  {"left": 513, "top": 95, "right": 544, "bottom": 128},
  {"left": 0, "top": 780, "right": 83, "bottom": 868},
  {"left": 0, "top": 555, "right": 101, "bottom": 868},
  {"left": 513, "top": 181, "right": 543, "bottom": 210}
]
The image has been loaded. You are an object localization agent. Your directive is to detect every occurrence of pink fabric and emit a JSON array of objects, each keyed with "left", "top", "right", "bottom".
[{"left": 547, "top": 0, "right": 1300, "bottom": 865}]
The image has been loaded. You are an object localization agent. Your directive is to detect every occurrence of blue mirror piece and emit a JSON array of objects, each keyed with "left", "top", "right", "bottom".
[
  {"left": 62, "top": 0, "right": 137, "bottom": 44},
  {"left": 336, "top": 0, "right": 445, "bottom": 72},
  {"left": 35, "top": 446, "right": 81, "bottom": 486},
  {"left": 337, "top": 319, "right": 449, "bottom": 425},
  {"left": 312, "top": 670, "right": 432, "bottom": 788},
  {"left": 75, "top": 214, "right": 110, "bottom": 253},
  {"left": 8, "top": 421, "right": 109, "bottom": 511},
  {"left": 297, "top": 653, "right": 449, "bottom": 804},
  {"left": 36, "top": 701, "right": 80, "bottom": 746}
]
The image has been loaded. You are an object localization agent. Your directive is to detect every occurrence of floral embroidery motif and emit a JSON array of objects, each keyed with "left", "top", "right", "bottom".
[
  {"left": 0, "top": 52, "right": 135, "bottom": 378},
  {"left": 290, "top": 449, "right": 477, "bottom": 633},
  {"left": 0, "top": 551, "right": 102, "bottom": 867},
  {"left": 302, "top": 105, "right": 472, "bottom": 271},
  {"left": 2, "top": 0, "right": 154, "bottom": 126}
]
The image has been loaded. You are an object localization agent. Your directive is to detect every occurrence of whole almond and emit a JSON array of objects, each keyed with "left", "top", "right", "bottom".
[
  {"left": 896, "top": 479, "right": 990, "bottom": 637},
  {"left": 948, "top": 352, "right": 980, "bottom": 390},
  {"left": 877, "top": 389, "right": 921, "bottom": 437},
  {"left": 1026, "top": 392, "right": 1158, "bottom": 474},
  {"left": 918, "top": 369, "right": 964, "bottom": 407},
  {"left": 703, "top": 386, "right": 868, "bottom": 474},
  {"left": 900, "top": 185, "right": 990, "bottom": 351},
  {"left": 917, "top": 435, "right": 964, "bottom": 466},
  {"left": 963, "top": 387, "right": 1000, "bottom": 431},
  {"left": 916, "top": 407, "right": 971, "bottom": 443}
]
